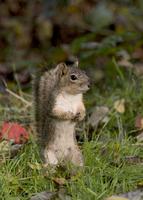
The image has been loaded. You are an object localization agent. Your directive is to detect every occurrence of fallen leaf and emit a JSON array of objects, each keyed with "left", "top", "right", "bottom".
[
  {"left": 0, "top": 122, "right": 29, "bottom": 144},
  {"left": 28, "top": 162, "right": 42, "bottom": 170},
  {"left": 0, "top": 141, "right": 22, "bottom": 162},
  {"left": 136, "top": 132, "right": 143, "bottom": 142},
  {"left": 134, "top": 63, "right": 143, "bottom": 76},
  {"left": 0, "top": 140, "right": 10, "bottom": 152},
  {"left": 31, "top": 189, "right": 71, "bottom": 200},
  {"left": 117, "top": 50, "right": 133, "bottom": 69},
  {"left": 124, "top": 156, "right": 143, "bottom": 164},
  {"left": 31, "top": 191, "right": 57, "bottom": 200},
  {"left": 106, "top": 197, "right": 129, "bottom": 200},
  {"left": 53, "top": 177, "right": 66, "bottom": 185},
  {"left": 106, "top": 189, "right": 143, "bottom": 200},
  {"left": 114, "top": 99, "right": 125, "bottom": 113},
  {"left": 135, "top": 116, "right": 143, "bottom": 130},
  {"left": 118, "top": 59, "right": 133, "bottom": 68},
  {"left": 89, "top": 106, "right": 109, "bottom": 127},
  {"left": 132, "top": 48, "right": 143, "bottom": 60}
]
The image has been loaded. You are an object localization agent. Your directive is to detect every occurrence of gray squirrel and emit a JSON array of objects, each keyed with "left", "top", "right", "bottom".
[{"left": 33, "top": 61, "right": 89, "bottom": 166}]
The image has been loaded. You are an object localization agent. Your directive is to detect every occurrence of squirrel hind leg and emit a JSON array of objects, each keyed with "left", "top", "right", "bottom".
[
  {"left": 44, "top": 149, "right": 58, "bottom": 166},
  {"left": 69, "top": 148, "right": 84, "bottom": 167}
]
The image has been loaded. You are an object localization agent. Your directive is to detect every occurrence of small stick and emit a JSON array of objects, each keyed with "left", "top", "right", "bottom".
[
  {"left": 2, "top": 79, "right": 32, "bottom": 107},
  {"left": 6, "top": 88, "right": 32, "bottom": 106}
]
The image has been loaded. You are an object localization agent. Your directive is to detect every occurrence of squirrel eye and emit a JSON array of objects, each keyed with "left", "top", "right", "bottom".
[{"left": 70, "top": 74, "right": 77, "bottom": 81}]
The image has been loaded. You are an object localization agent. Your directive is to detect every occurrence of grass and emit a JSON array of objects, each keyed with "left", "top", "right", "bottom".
[{"left": 0, "top": 67, "right": 143, "bottom": 200}]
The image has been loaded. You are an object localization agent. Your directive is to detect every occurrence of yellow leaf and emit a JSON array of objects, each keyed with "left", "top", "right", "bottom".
[
  {"left": 0, "top": 140, "right": 10, "bottom": 152},
  {"left": 28, "top": 162, "right": 42, "bottom": 170},
  {"left": 114, "top": 99, "right": 125, "bottom": 113}
]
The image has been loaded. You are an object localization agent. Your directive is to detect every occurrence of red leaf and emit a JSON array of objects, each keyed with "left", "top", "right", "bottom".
[{"left": 0, "top": 122, "right": 29, "bottom": 144}]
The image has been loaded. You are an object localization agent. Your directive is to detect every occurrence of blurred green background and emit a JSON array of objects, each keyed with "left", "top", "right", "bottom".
[{"left": 0, "top": 0, "right": 143, "bottom": 91}]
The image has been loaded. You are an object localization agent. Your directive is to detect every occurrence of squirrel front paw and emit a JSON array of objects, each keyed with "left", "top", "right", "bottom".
[
  {"left": 73, "top": 111, "right": 85, "bottom": 122},
  {"left": 64, "top": 111, "right": 75, "bottom": 120}
]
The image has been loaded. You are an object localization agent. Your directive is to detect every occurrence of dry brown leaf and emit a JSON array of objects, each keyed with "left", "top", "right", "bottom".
[
  {"left": 132, "top": 48, "right": 143, "bottom": 60},
  {"left": 53, "top": 177, "right": 66, "bottom": 185},
  {"left": 117, "top": 50, "right": 133, "bottom": 69},
  {"left": 124, "top": 156, "right": 143, "bottom": 164},
  {"left": 136, "top": 132, "right": 143, "bottom": 142},
  {"left": 114, "top": 99, "right": 125, "bottom": 113},
  {"left": 135, "top": 116, "right": 143, "bottom": 130},
  {"left": 134, "top": 63, "right": 143, "bottom": 76},
  {"left": 118, "top": 59, "right": 133, "bottom": 68},
  {"left": 89, "top": 106, "right": 109, "bottom": 127}
]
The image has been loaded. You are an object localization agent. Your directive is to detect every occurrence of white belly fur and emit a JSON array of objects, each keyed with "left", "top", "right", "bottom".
[
  {"left": 55, "top": 92, "right": 83, "bottom": 114},
  {"left": 45, "top": 92, "right": 84, "bottom": 164},
  {"left": 49, "top": 121, "right": 76, "bottom": 161}
]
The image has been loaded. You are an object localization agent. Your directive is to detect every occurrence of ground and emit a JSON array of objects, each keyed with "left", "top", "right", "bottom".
[{"left": 0, "top": 68, "right": 143, "bottom": 200}]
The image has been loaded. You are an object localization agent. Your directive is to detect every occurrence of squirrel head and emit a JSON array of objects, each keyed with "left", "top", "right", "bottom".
[{"left": 55, "top": 62, "right": 90, "bottom": 95}]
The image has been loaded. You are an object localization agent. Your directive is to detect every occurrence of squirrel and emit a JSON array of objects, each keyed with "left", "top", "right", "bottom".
[{"left": 33, "top": 61, "right": 90, "bottom": 167}]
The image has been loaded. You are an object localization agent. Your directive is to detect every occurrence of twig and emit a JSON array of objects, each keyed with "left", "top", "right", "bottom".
[
  {"left": 2, "top": 79, "right": 32, "bottom": 107},
  {"left": 6, "top": 88, "right": 32, "bottom": 107}
]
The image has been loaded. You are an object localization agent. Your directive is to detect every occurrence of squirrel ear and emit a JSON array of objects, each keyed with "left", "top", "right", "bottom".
[
  {"left": 74, "top": 60, "right": 79, "bottom": 67},
  {"left": 56, "top": 62, "right": 68, "bottom": 77}
]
